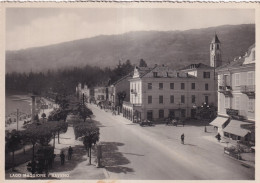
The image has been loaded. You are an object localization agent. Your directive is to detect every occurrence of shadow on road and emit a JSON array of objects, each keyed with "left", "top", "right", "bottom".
[
  {"left": 51, "top": 145, "right": 87, "bottom": 172},
  {"left": 93, "top": 142, "right": 134, "bottom": 174},
  {"left": 184, "top": 143, "right": 197, "bottom": 147}
]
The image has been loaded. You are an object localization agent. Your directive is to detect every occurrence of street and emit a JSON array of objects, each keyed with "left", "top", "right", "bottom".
[{"left": 89, "top": 104, "right": 254, "bottom": 180}]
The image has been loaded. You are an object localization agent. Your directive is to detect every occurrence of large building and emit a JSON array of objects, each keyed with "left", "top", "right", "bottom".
[
  {"left": 211, "top": 44, "right": 255, "bottom": 144},
  {"left": 122, "top": 63, "right": 217, "bottom": 121}
]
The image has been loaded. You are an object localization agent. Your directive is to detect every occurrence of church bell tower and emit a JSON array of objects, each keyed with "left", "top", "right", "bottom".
[{"left": 210, "top": 33, "right": 222, "bottom": 68}]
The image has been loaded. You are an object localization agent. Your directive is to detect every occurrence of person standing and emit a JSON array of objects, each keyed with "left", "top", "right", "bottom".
[
  {"left": 68, "top": 146, "right": 73, "bottom": 160},
  {"left": 181, "top": 133, "right": 185, "bottom": 144},
  {"left": 216, "top": 133, "right": 221, "bottom": 142},
  {"left": 60, "top": 151, "right": 65, "bottom": 165}
]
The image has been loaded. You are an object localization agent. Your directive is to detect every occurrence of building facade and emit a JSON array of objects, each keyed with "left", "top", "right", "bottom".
[
  {"left": 108, "top": 74, "right": 132, "bottom": 108},
  {"left": 122, "top": 64, "right": 217, "bottom": 121},
  {"left": 212, "top": 44, "right": 255, "bottom": 143}
]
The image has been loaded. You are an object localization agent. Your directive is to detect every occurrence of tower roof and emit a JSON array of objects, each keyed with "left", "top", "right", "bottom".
[{"left": 211, "top": 34, "right": 221, "bottom": 44}]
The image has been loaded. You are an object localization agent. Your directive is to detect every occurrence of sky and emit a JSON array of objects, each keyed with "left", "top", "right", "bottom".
[{"left": 6, "top": 8, "right": 254, "bottom": 50}]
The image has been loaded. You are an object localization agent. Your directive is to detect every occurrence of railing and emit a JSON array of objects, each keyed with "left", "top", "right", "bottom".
[
  {"left": 240, "top": 85, "right": 255, "bottom": 93},
  {"left": 219, "top": 85, "right": 232, "bottom": 91}
]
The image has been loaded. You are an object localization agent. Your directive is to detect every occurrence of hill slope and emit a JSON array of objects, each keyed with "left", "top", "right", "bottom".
[{"left": 6, "top": 24, "right": 255, "bottom": 73}]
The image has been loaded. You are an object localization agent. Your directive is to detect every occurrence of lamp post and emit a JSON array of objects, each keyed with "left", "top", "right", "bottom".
[{"left": 7, "top": 109, "right": 28, "bottom": 131}]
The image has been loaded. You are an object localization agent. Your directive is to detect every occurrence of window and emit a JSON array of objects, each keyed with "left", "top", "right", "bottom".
[
  {"left": 203, "top": 72, "right": 210, "bottom": 78},
  {"left": 224, "top": 97, "right": 230, "bottom": 108},
  {"left": 217, "top": 44, "right": 219, "bottom": 50},
  {"left": 192, "top": 95, "right": 196, "bottom": 103},
  {"left": 234, "top": 73, "right": 240, "bottom": 86},
  {"left": 181, "top": 109, "right": 186, "bottom": 118},
  {"left": 205, "top": 96, "right": 209, "bottom": 104},
  {"left": 181, "top": 95, "right": 185, "bottom": 103},
  {"left": 153, "top": 72, "right": 158, "bottom": 77},
  {"left": 181, "top": 83, "right": 185, "bottom": 90},
  {"left": 191, "top": 83, "right": 195, "bottom": 90},
  {"left": 248, "top": 99, "right": 255, "bottom": 112},
  {"left": 235, "top": 96, "right": 240, "bottom": 110},
  {"left": 247, "top": 72, "right": 255, "bottom": 85},
  {"left": 205, "top": 83, "right": 209, "bottom": 90},
  {"left": 159, "top": 83, "right": 163, "bottom": 90},
  {"left": 159, "top": 95, "right": 163, "bottom": 104},
  {"left": 148, "top": 96, "right": 152, "bottom": 104},
  {"left": 170, "top": 95, "right": 174, "bottom": 103},
  {"left": 211, "top": 44, "right": 213, "bottom": 50},
  {"left": 170, "top": 83, "right": 174, "bottom": 89},
  {"left": 148, "top": 83, "right": 152, "bottom": 90},
  {"left": 169, "top": 110, "right": 175, "bottom": 118},
  {"left": 159, "top": 109, "right": 164, "bottom": 119}
]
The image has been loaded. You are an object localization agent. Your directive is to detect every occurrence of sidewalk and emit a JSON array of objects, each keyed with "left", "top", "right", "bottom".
[
  {"left": 6, "top": 114, "right": 107, "bottom": 180},
  {"left": 203, "top": 135, "right": 255, "bottom": 168}
]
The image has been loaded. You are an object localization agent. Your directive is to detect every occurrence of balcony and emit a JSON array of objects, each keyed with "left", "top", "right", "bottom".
[
  {"left": 240, "top": 85, "right": 255, "bottom": 98},
  {"left": 218, "top": 85, "right": 232, "bottom": 97}
]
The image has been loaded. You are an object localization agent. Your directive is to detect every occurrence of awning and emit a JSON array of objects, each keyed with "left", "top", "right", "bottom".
[
  {"left": 223, "top": 120, "right": 251, "bottom": 137},
  {"left": 210, "top": 117, "right": 228, "bottom": 128}
]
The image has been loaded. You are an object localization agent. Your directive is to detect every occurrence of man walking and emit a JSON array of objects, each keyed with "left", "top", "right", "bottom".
[
  {"left": 181, "top": 133, "right": 185, "bottom": 144},
  {"left": 68, "top": 146, "right": 73, "bottom": 160}
]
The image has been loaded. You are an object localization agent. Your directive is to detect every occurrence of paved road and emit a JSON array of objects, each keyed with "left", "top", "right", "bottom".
[{"left": 89, "top": 105, "right": 254, "bottom": 180}]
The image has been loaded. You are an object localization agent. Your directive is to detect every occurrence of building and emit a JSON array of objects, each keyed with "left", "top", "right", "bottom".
[
  {"left": 108, "top": 73, "right": 132, "bottom": 109},
  {"left": 211, "top": 44, "right": 255, "bottom": 143},
  {"left": 76, "top": 83, "right": 91, "bottom": 103},
  {"left": 122, "top": 63, "right": 217, "bottom": 121},
  {"left": 210, "top": 33, "right": 222, "bottom": 68},
  {"left": 94, "top": 86, "right": 107, "bottom": 104}
]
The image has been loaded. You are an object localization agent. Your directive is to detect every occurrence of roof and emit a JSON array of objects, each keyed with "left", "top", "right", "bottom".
[
  {"left": 217, "top": 43, "right": 255, "bottom": 71},
  {"left": 210, "top": 117, "right": 229, "bottom": 128},
  {"left": 111, "top": 72, "right": 133, "bottom": 86},
  {"left": 211, "top": 34, "right": 221, "bottom": 44},
  {"left": 180, "top": 63, "right": 214, "bottom": 71},
  {"left": 141, "top": 65, "right": 194, "bottom": 78},
  {"left": 223, "top": 120, "right": 251, "bottom": 137}
]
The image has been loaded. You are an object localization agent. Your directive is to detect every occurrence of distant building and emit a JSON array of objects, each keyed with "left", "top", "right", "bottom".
[
  {"left": 210, "top": 33, "right": 222, "bottom": 68},
  {"left": 108, "top": 73, "right": 132, "bottom": 109},
  {"left": 76, "top": 83, "right": 91, "bottom": 103},
  {"left": 122, "top": 64, "right": 216, "bottom": 121},
  {"left": 211, "top": 44, "right": 255, "bottom": 144},
  {"left": 94, "top": 86, "right": 107, "bottom": 104}
]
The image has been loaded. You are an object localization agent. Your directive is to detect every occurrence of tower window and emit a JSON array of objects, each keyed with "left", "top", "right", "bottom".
[
  {"left": 211, "top": 44, "right": 214, "bottom": 50},
  {"left": 217, "top": 44, "right": 219, "bottom": 50}
]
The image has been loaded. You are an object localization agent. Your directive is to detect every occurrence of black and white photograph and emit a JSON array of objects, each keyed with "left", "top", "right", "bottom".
[{"left": 3, "top": 3, "right": 257, "bottom": 181}]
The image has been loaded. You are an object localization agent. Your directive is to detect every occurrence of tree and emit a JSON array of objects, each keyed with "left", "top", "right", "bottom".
[
  {"left": 41, "top": 113, "right": 46, "bottom": 119},
  {"left": 77, "top": 103, "right": 93, "bottom": 122},
  {"left": 117, "top": 91, "right": 127, "bottom": 107},
  {"left": 139, "top": 59, "right": 147, "bottom": 67},
  {"left": 5, "top": 130, "right": 22, "bottom": 170},
  {"left": 34, "top": 114, "right": 39, "bottom": 122},
  {"left": 74, "top": 123, "right": 99, "bottom": 164},
  {"left": 22, "top": 123, "right": 53, "bottom": 161}
]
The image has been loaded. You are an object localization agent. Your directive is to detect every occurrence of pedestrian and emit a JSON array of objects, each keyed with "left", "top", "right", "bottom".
[
  {"left": 216, "top": 133, "right": 221, "bottom": 142},
  {"left": 68, "top": 146, "right": 73, "bottom": 160},
  {"left": 181, "top": 133, "right": 185, "bottom": 144},
  {"left": 182, "top": 120, "right": 185, "bottom": 127},
  {"left": 60, "top": 151, "right": 65, "bottom": 165},
  {"left": 204, "top": 126, "right": 207, "bottom": 132}
]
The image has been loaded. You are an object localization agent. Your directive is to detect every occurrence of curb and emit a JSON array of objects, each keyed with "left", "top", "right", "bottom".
[
  {"left": 223, "top": 153, "right": 255, "bottom": 169},
  {"left": 102, "top": 167, "right": 110, "bottom": 179}
]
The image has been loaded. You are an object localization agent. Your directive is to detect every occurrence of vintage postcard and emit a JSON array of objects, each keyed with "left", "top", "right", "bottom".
[{"left": 0, "top": 2, "right": 259, "bottom": 182}]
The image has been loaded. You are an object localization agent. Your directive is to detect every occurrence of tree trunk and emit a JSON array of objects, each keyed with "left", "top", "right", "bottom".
[
  {"left": 12, "top": 151, "right": 15, "bottom": 171},
  {"left": 89, "top": 147, "right": 91, "bottom": 165},
  {"left": 58, "top": 131, "right": 60, "bottom": 144},
  {"left": 53, "top": 133, "right": 56, "bottom": 148},
  {"left": 32, "top": 144, "right": 35, "bottom": 161}
]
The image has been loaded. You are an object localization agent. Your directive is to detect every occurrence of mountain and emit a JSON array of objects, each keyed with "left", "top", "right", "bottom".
[{"left": 6, "top": 24, "right": 255, "bottom": 73}]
